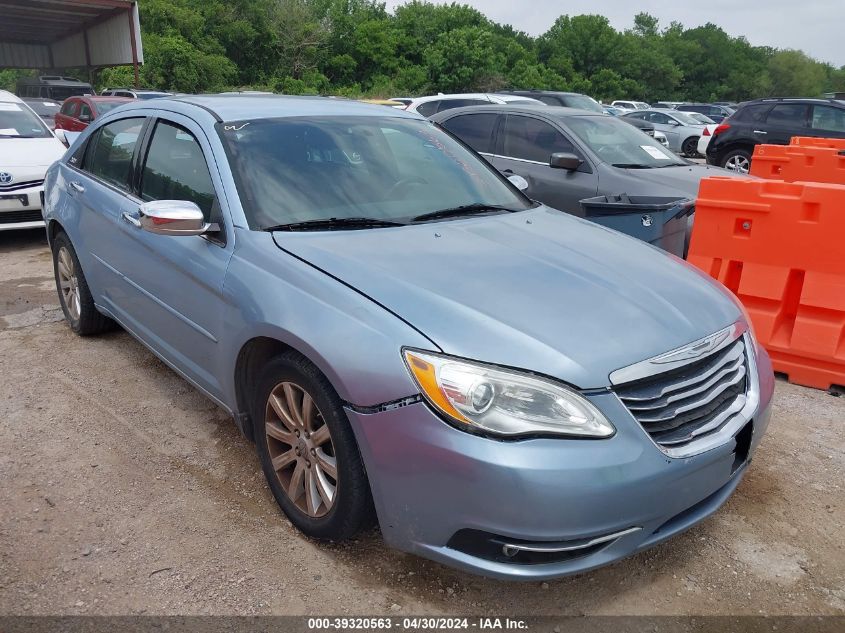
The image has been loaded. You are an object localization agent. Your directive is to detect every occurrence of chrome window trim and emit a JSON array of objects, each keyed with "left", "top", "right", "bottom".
[{"left": 480, "top": 152, "right": 546, "bottom": 166}]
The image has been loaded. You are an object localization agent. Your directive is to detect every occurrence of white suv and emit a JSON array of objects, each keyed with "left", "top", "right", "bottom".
[{"left": 0, "top": 90, "right": 66, "bottom": 231}]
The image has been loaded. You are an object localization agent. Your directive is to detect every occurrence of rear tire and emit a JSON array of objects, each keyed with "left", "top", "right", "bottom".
[
  {"left": 720, "top": 148, "right": 752, "bottom": 174},
  {"left": 253, "top": 351, "right": 375, "bottom": 541},
  {"left": 51, "top": 232, "right": 113, "bottom": 336}
]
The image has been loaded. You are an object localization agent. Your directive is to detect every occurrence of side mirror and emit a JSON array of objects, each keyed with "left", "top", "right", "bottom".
[
  {"left": 668, "top": 119, "right": 681, "bottom": 127},
  {"left": 53, "top": 128, "right": 68, "bottom": 146},
  {"left": 138, "top": 200, "right": 214, "bottom": 236},
  {"left": 78, "top": 114, "right": 91, "bottom": 123},
  {"left": 549, "top": 152, "right": 583, "bottom": 171},
  {"left": 507, "top": 174, "right": 529, "bottom": 191}
]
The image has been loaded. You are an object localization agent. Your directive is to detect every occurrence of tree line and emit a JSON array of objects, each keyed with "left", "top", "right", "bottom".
[{"left": 3, "top": 0, "right": 844, "bottom": 102}]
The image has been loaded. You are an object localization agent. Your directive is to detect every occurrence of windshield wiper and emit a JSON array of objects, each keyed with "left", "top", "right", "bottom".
[
  {"left": 410, "top": 203, "right": 520, "bottom": 223},
  {"left": 611, "top": 163, "right": 654, "bottom": 169},
  {"left": 262, "top": 217, "right": 406, "bottom": 232}
]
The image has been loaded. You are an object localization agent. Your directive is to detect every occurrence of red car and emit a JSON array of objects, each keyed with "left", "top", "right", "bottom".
[{"left": 54, "top": 96, "right": 133, "bottom": 132}]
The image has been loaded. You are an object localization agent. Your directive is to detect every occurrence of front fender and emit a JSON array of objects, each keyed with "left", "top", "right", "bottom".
[{"left": 219, "top": 229, "right": 434, "bottom": 410}]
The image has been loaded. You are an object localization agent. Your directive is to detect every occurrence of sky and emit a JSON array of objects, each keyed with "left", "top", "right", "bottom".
[{"left": 383, "top": 0, "right": 845, "bottom": 67}]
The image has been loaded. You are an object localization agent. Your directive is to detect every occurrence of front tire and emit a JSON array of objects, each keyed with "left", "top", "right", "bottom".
[
  {"left": 682, "top": 136, "right": 700, "bottom": 158},
  {"left": 720, "top": 148, "right": 752, "bottom": 173},
  {"left": 51, "top": 232, "right": 113, "bottom": 335},
  {"left": 253, "top": 351, "right": 375, "bottom": 540}
]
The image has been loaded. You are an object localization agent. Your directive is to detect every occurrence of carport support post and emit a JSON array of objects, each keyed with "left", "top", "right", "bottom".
[{"left": 128, "top": 7, "right": 140, "bottom": 88}]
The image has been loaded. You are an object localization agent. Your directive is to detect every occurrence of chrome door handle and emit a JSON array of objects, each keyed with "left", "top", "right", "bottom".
[
  {"left": 753, "top": 130, "right": 767, "bottom": 135},
  {"left": 69, "top": 181, "right": 85, "bottom": 193},
  {"left": 121, "top": 211, "right": 141, "bottom": 228}
]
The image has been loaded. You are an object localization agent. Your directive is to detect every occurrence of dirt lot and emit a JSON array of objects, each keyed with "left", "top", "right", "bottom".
[{"left": 0, "top": 228, "right": 843, "bottom": 617}]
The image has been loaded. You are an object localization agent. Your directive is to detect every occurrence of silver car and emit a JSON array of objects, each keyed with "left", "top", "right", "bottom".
[
  {"left": 624, "top": 109, "right": 707, "bottom": 157},
  {"left": 43, "top": 95, "right": 773, "bottom": 580}
]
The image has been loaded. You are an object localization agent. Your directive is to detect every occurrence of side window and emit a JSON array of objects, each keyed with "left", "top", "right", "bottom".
[
  {"left": 740, "top": 104, "right": 769, "bottom": 123},
  {"left": 437, "top": 99, "right": 489, "bottom": 112},
  {"left": 140, "top": 120, "right": 218, "bottom": 221},
  {"left": 415, "top": 101, "right": 439, "bottom": 118},
  {"left": 60, "top": 100, "right": 78, "bottom": 116},
  {"left": 626, "top": 112, "right": 646, "bottom": 120},
  {"left": 811, "top": 106, "right": 845, "bottom": 133},
  {"left": 440, "top": 113, "right": 497, "bottom": 153},
  {"left": 766, "top": 104, "right": 809, "bottom": 127},
  {"left": 502, "top": 115, "right": 576, "bottom": 163},
  {"left": 649, "top": 112, "right": 671, "bottom": 125},
  {"left": 86, "top": 117, "right": 144, "bottom": 190}
]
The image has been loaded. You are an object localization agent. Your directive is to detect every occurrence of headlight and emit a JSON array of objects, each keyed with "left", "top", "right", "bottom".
[{"left": 403, "top": 349, "right": 615, "bottom": 438}]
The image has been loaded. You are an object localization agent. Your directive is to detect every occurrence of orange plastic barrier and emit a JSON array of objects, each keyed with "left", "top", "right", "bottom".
[
  {"left": 751, "top": 143, "right": 845, "bottom": 184},
  {"left": 790, "top": 136, "right": 845, "bottom": 150},
  {"left": 688, "top": 177, "right": 845, "bottom": 390}
]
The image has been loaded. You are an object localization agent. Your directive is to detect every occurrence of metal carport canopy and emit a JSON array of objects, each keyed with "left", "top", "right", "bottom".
[{"left": 0, "top": 0, "right": 143, "bottom": 77}]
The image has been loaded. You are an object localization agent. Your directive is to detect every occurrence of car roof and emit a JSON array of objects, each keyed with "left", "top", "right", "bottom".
[
  {"left": 0, "top": 89, "right": 23, "bottom": 103},
  {"left": 109, "top": 94, "right": 424, "bottom": 122},
  {"left": 430, "top": 104, "right": 606, "bottom": 121}
]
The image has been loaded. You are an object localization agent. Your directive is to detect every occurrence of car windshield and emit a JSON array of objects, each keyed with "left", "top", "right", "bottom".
[
  {"left": 669, "top": 111, "right": 705, "bottom": 126},
  {"left": 93, "top": 101, "right": 129, "bottom": 114},
  {"left": 688, "top": 112, "right": 716, "bottom": 124},
  {"left": 23, "top": 100, "right": 61, "bottom": 117},
  {"left": 566, "top": 115, "right": 686, "bottom": 168},
  {"left": 0, "top": 102, "right": 52, "bottom": 138},
  {"left": 218, "top": 116, "right": 533, "bottom": 229},
  {"left": 565, "top": 95, "right": 603, "bottom": 113}
]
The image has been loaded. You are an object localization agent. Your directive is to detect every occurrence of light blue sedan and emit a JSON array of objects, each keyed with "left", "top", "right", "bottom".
[{"left": 43, "top": 95, "right": 773, "bottom": 580}]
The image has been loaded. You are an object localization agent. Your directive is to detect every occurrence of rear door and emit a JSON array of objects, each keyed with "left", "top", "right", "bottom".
[
  {"left": 763, "top": 103, "right": 810, "bottom": 145},
  {"left": 486, "top": 113, "right": 598, "bottom": 215},
  {"left": 62, "top": 115, "right": 149, "bottom": 307}
]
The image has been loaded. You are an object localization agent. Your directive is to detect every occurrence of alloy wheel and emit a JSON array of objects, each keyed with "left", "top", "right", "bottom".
[
  {"left": 57, "top": 246, "right": 81, "bottom": 321},
  {"left": 724, "top": 154, "right": 750, "bottom": 174},
  {"left": 264, "top": 382, "right": 337, "bottom": 518}
]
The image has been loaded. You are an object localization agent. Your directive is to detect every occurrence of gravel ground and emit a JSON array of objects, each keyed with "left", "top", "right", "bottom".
[{"left": 0, "top": 228, "right": 843, "bottom": 616}]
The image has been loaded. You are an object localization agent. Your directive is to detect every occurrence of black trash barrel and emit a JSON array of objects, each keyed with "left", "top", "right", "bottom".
[{"left": 578, "top": 194, "right": 694, "bottom": 258}]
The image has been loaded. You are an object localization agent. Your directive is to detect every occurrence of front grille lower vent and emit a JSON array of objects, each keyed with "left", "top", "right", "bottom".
[
  {"left": 0, "top": 179, "right": 43, "bottom": 192},
  {"left": 616, "top": 337, "right": 748, "bottom": 449}
]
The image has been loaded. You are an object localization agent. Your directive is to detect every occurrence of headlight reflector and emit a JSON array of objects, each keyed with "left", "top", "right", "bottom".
[{"left": 403, "top": 349, "right": 615, "bottom": 438}]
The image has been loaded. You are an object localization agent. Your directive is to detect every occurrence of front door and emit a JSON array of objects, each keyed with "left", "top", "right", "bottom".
[
  {"left": 105, "top": 114, "right": 234, "bottom": 400},
  {"left": 486, "top": 113, "right": 598, "bottom": 216},
  {"left": 762, "top": 103, "right": 810, "bottom": 145}
]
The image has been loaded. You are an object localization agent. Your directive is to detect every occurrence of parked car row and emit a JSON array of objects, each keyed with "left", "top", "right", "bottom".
[{"left": 40, "top": 93, "right": 774, "bottom": 581}]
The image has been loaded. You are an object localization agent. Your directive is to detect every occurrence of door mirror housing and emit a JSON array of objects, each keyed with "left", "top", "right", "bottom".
[
  {"left": 667, "top": 119, "right": 681, "bottom": 127},
  {"left": 549, "top": 152, "right": 583, "bottom": 171},
  {"left": 506, "top": 174, "right": 529, "bottom": 191},
  {"left": 53, "top": 128, "right": 68, "bottom": 146},
  {"left": 78, "top": 113, "right": 91, "bottom": 123},
  {"left": 138, "top": 200, "right": 215, "bottom": 236}
]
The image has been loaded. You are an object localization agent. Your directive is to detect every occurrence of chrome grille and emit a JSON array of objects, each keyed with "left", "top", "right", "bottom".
[
  {"left": 0, "top": 179, "right": 44, "bottom": 192},
  {"left": 615, "top": 337, "right": 748, "bottom": 449}
]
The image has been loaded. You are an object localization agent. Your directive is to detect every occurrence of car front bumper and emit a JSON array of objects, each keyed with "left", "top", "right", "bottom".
[
  {"left": 0, "top": 183, "right": 45, "bottom": 231},
  {"left": 346, "top": 348, "right": 774, "bottom": 580}
]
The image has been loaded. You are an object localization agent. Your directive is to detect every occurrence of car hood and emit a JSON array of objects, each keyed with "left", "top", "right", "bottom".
[
  {"left": 607, "top": 163, "right": 746, "bottom": 200},
  {"left": 0, "top": 136, "right": 65, "bottom": 167},
  {"left": 273, "top": 207, "right": 740, "bottom": 389}
]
